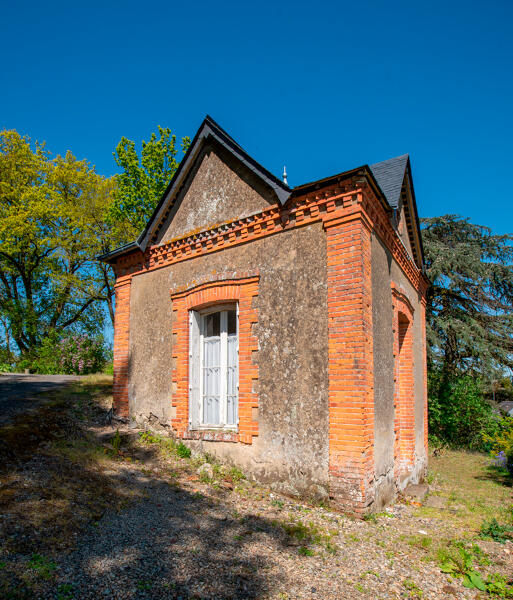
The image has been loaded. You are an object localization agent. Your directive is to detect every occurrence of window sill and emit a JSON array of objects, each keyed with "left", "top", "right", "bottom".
[{"left": 183, "top": 429, "right": 240, "bottom": 443}]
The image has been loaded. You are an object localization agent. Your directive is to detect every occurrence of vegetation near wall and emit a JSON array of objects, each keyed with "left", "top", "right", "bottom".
[{"left": 423, "top": 215, "right": 513, "bottom": 460}]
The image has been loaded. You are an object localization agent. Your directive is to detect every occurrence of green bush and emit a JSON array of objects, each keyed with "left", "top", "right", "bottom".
[
  {"left": 428, "top": 371, "right": 501, "bottom": 451},
  {"left": 28, "top": 330, "right": 107, "bottom": 375},
  {"left": 483, "top": 417, "right": 513, "bottom": 475}
]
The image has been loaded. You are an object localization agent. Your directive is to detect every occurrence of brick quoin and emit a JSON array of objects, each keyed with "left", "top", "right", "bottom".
[
  {"left": 170, "top": 277, "right": 259, "bottom": 444},
  {"left": 323, "top": 203, "right": 375, "bottom": 514},
  {"left": 112, "top": 276, "right": 132, "bottom": 418}
]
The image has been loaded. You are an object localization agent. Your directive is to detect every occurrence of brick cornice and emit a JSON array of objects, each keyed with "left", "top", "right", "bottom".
[{"left": 113, "top": 180, "right": 427, "bottom": 297}]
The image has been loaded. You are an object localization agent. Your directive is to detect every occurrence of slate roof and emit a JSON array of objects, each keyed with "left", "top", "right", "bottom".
[
  {"left": 369, "top": 154, "right": 409, "bottom": 209},
  {"left": 99, "top": 116, "right": 423, "bottom": 266}
]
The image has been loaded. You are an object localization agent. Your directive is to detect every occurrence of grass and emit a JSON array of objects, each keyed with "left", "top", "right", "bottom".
[{"left": 416, "top": 449, "right": 513, "bottom": 532}]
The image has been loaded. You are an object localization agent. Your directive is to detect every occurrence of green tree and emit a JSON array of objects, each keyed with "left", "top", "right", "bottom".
[
  {"left": 0, "top": 129, "right": 120, "bottom": 355},
  {"left": 422, "top": 215, "right": 513, "bottom": 380},
  {"left": 110, "top": 126, "right": 190, "bottom": 233}
]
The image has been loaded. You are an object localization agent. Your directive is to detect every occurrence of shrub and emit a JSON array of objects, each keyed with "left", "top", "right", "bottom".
[
  {"left": 29, "top": 330, "right": 107, "bottom": 375},
  {"left": 483, "top": 417, "right": 513, "bottom": 476},
  {"left": 428, "top": 371, "right": 501, "bottom": 450}
]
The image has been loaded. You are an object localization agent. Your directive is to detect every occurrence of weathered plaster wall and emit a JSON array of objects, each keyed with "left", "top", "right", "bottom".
[
  {"left": 371, "top": 231, "right": 426, "bottom": 503},
  {"left": 129, "top": 222, "right": 330, "bottom": 499},
  {"left": 370, "top": 234, "right": 396, "bottom": 507},
  {"left": 129, "top": 269, "right": 174, "bottom": 425},
  {"left": 154, "top": 143, "right": 275, "bottom": 245}
]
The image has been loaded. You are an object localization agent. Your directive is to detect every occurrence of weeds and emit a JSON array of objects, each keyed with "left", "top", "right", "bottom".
[
  {"left": 402, "top": 578, "right": 423, "bottom": 598},
  {"left": 176, "top": 442, "right": 191, "bottom": 458},
  {"left": 56, "top": 584, "right": 74, "bottom": 600},
  {"left": 480, "top": 518, "right": 513, "bottom": 544},
  {"left": 27, "top": 554, "right": 57, "bottom": 580},
  {"left": 438, "top": 544, "right": 486, "bottom": 591}
]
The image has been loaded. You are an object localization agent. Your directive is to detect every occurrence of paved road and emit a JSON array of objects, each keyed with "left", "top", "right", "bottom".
[{"left": 0, "top": 373, "right": 80, "bottom": 424}]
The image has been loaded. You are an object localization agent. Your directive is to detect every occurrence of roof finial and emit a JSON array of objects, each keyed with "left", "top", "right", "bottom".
[{"left": 283, "top": 166, "right": 288, "bottom": 186}]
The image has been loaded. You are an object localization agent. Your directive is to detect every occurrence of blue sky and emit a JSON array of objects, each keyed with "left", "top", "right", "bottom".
[{"left": 2, "top": 0, "right": 512, "bottom": 234}]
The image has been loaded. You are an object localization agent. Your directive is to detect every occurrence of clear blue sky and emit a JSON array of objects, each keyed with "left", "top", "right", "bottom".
[{"left": 2, "top": 0, "right": 512, "bottom": 233}]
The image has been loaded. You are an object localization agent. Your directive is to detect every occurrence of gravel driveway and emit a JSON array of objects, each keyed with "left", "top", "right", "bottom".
[{"left": 0, "top": 373, "right": 79, "bottom": 424}]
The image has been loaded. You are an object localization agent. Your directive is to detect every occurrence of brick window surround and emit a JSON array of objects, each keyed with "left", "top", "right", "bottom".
[
  {"left": 170, "top": 276, "right": 259, "bottom": 444},
  {"left": 391, "top": 283, "right": 415, "bottom": 475}
]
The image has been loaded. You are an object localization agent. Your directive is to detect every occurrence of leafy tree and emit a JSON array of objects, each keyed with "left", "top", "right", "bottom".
[
  {"left": 422, "top": 215, "right": 513, "bottom": 380},
  {"left": 110, "top": 126, "right": 190, "bottom": 233},
  {"left": 0, "top": 130, "right": 120, "bottom": 355}
]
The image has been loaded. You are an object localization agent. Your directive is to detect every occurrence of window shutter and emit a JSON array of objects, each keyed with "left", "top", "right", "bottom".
[{"left": 189, "top": 310, "right": 201, "bottom": 429}]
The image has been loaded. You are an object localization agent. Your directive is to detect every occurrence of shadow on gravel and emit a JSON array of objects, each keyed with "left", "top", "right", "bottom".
[
  {"left": 0, "top": 377, "right": 287, "bottom": 599},
  {"left": 51, "top": 477, "right": 287, "bottom": 600}
]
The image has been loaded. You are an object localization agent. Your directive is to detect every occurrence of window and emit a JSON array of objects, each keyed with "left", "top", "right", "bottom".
[{"left": 189, "top": 305, "right": 238, "bottom": 428}]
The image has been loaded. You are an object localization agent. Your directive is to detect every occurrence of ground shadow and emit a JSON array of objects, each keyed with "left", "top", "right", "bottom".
[{"left": 0, "top": 378, "right": 288, "bottom": 599}]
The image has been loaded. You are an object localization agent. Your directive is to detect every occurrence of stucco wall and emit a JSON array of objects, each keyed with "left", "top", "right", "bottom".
[
  {"left": 129, "top": 222, "right": 330, "bottom": 499},
  {"left": 371, "top": 232, "right": 426, "bottom": 504},
  {"left": 371, "top": 234, "right": 396, "bottom": 507},
  {"left": 154, "top": 143, "right": 275, "bottom": 245}
]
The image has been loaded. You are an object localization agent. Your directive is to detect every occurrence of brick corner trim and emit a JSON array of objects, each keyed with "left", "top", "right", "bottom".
[
  {"left": 112, "top": 276, "right": 132, "bottom": 418},
  {"left": 170, "top": 275, "right": 259, "bottom": 444},
  {"left": 391, "top": 280, "right": 416, "bottom": 475}
]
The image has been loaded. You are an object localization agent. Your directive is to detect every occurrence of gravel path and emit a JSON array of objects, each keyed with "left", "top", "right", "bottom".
[
  {"left": 0, "top": 373, "right": 79, "bottom": 424},
  {"left": 1, "top": 378, "right": 511, "bottom": 599}
]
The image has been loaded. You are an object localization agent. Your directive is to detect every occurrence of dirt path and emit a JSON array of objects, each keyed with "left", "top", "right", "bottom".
[
  {"left": 0, "top": 376, "right": 511, "bottom": 599},
  {"left": 0, "top": 373, "right": 79, "bottom": 424}
]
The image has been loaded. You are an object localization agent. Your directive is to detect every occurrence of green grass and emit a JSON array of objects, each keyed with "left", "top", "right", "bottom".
[{"left": 416, "top": 450, "right": 513, "bottom": 531}]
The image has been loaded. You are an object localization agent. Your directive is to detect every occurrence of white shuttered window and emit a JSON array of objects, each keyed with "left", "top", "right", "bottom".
[{"left": 189, "top": 305, "right": 238, "bottom": 429}]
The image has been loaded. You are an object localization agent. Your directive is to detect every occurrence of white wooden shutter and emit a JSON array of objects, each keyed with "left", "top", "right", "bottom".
[{"left": 189, "top": 310, "right": 201, "bottom": 429}]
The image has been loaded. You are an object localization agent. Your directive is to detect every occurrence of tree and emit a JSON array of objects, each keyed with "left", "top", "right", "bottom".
[
  {"left": 0, "top": 130, "right": 120, "bottom": 355},
  {"left": 422, "top": 215, "right": 513, "bottom": 380},
  {"left": 110, "top": 126, "right": 190, "bottom": 234}
]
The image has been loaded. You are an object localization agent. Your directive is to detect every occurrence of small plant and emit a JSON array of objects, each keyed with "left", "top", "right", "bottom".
[
  {"left": 298, "top": 546, "right": 314, "bottom": 556},
  {"left": 438, "top": 545, "right": 486, "bottom": 591},
  {"left": 229, "top": 466, "right": 245, "bottom": 482},
  {"left": 485, "top": 573, "right": 513, "bottom": 598},
  {"left": 362, "top": 512, "right": 378, "bottom": 523},
  {"left": 137, "top": 580, "right": 152, "bottom": 591},
  {"left": 480, "top": 518, "right": 513, "bottom": 544},
  {"left": 402, "top": 578, "right": 423, "bottom": 598},
  {"left": 407, "top": 534, "right": 433, "bottom": 550},
  {"left": 28, "top": 554, "right": 57, "bottom": 580},
  {"left": 271, "top": 499, "right": 284, "bottom": 509},
  {"left": 112, "top": 429, "right": 122, "bottom": 453},
  {"left": 176, "top": 442, "right": 191, "bottom": 458},
  {"left": 57, "top": 583, "right": 74, "bottom": 600}
]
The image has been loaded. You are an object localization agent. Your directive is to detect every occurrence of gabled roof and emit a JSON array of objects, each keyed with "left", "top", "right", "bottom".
[
  {"left": 370, "top": 154, "right": 409, "bottom": 209},
  {"left": 103, "top": 116, "right": 292, "bottom": 260},
  {"left": 100, "top": 117, "right": 424, "bottom": 267}
]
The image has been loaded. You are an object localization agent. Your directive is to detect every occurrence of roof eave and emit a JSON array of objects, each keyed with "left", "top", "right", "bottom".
[{"left": 97, "top": 241, "right": 141, "bottom": 263}]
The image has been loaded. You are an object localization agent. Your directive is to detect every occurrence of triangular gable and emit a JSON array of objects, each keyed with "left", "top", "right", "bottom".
[{"left": 137, "top": 116, "right": 290, "bottom": 252}]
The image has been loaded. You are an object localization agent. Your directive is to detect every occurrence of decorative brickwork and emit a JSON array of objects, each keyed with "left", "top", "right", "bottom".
[
  {"left": 323, "top": 205, "right": 375, "bottom": 513},
  {"left": 170, "top": 277, "right": 259, "bottom": 444},
  {"left": 112, "top": 276, "right": 132, "bottom": 418},
  {"left": 391, "top": 283, "right": 416, "bottom": 475},
  {"left": 113, "top": 179, "right": 428, "bottom": 298}
]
